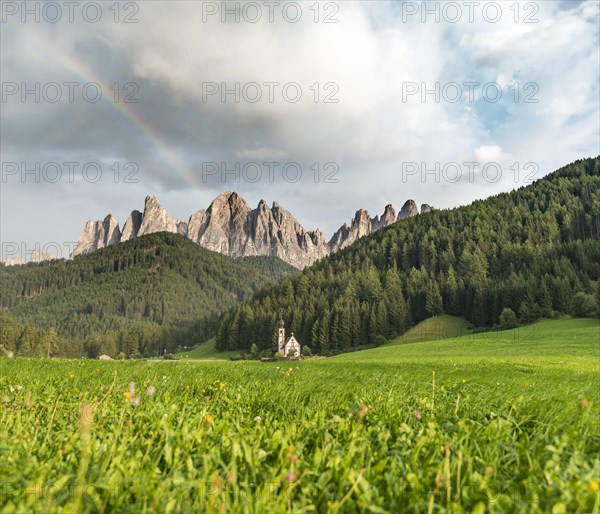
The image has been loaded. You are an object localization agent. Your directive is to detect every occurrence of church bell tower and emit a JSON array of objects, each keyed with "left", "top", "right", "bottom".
[{"left": 278, "top": 319, "right": 285, "bottom": 354}]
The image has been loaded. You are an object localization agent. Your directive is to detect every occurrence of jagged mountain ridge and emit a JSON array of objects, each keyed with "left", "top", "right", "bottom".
[{"left": 71, "top": 193, "right": 434, "bottom": 268}]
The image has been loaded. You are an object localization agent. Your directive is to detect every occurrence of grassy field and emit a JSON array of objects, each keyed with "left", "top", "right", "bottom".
[{"left": 1, "top": 318, "right": 598, "bottom": 513}]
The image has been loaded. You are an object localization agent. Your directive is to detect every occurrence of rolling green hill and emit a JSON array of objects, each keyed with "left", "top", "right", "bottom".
[
  {"left": 173, "top": 339, "right": 237, "bottom": 360},
  {"left": 387, "top": 314, "right": 472, "bottom": 345},
  {"left": 216, "top": 157, "right": 600, "bottom": 355},
  {"left": 334, "top": 317, "right": 599, "bottom": 362},
  {"left": 0, "top": 232, "right": 297, "bottom": 358}
]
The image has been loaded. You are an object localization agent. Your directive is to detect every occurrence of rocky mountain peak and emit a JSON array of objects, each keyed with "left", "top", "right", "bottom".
[
  {"left": 138, "top": 195, "right": 187, "bottom": 237},
  {"left": 372, "top": 204, "right": 396, "bottom": 231},
  {"left": 121, "top": 210, "right": 142, "bottom": 241},
  {"left": 382, "top": 204, "right": 396, "bottom": 222},
  {"left": 398, "top": 200, "right": 419, "bottom": 220},
  {"left": 71, "top": 214, "right": 121, "bottom": 257}
]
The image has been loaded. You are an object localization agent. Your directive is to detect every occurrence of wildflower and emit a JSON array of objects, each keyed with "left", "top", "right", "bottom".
[
  {"left": 579, "top": 399, "right": 589, "bottom": 410},
  {"left": 123, "top": 391, "right": 131, "bottom": 400},
  {"left": 73, "top": 388, "right": 78, "bottom": 393},
  {"left": 227, "top": 469, "right": 237, "bottom": 485},
  {"left": 590, "top": 480, "right": 599, "bottom": 492},
  {"left": 69, "top": 373, "right": 74, "bottom": 380},
  {"left": 80, "top": 404, "right": 94, "bottom": 425},
  {"left": 254, "top": 416, "right": 261, "bottom": 423},
  {"left": 287, "top": 445, "right": 293, "bottom": 453},
  {"left": 146, "top": 386, "right": 155, "bottom": 397},
  {"left": 9, "top": 386, "right": 14, "bottom": 393},
  {"left": 413, "top": 411, "right": 422, "bottom": 421},
  {"left": 15, "top": 385, "right": 22, "bottom": 391},
  {"left": 285, "top": 471, "right": 296, "bottom": 483},
  {"left": 485, "top": 466, "right": 494, "bottom": 476},
  {"left": 258, "top": 449, "right": 267, "bottom": 459},
  {"left": 130, "top": 397, "right": 140, "bottom": 407},
  {"left": 461, "top": 379, "right": 466, "bottom": 384},
  {"left": 205, "top": 415, "right": 214, "bottom": 426},
  {"left": 219, "top": 383, "right": 225, "bottom": 390},
  {"left": 357, "top": 404, "right": 368, "bottom": 420}
]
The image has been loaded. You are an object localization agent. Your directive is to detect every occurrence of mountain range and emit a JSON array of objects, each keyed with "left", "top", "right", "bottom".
[{"left": 71, "top": 193, "right": 434, "bottom": 268}]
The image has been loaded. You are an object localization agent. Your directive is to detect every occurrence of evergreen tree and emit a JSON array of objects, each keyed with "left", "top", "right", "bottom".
[{"left": 425, "top": 281, "right": 443, "bottom": 316}]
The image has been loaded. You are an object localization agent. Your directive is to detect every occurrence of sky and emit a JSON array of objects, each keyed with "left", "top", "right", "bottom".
[{"left": 1, "top": 0, "right": 599, "bottom": 261}]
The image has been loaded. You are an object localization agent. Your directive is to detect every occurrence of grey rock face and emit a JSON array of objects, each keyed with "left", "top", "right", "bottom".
[
  {"left": 71, "top": 214, "right": 121, "bottom": 257},
  {"left": 420, "top": 204, "right": 434, "bottom": 214},
  {"left": 138, "top": 195, "right": 187, "bottom": 237},
  {"left": 121, "top": 210, "right": 142, "bottom": 241},
  {"left": 195, "top": 192, "right": 252, "bottom": 255},
  {"left": 372, "top": 204, "right": 396, "bottom": 231},
  {"left": 398, "top": 200, "right": 419, "bottom": 220},
  {"left": 187, "top": 193, "right": 328, "bottom": 268},
  {"left": 329, "top": 209, "right": 370, "bottom": 252},
  {"left": 71, "top": 193, "right": 429, "bottom": 268},
  {"left": 329, "top": 204, "right": 398, "bottom": 252}
]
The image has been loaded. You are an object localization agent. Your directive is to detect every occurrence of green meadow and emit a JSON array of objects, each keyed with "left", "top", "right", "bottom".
[{"left": 1, "top": 318, "right": 598, "bottom": 513}]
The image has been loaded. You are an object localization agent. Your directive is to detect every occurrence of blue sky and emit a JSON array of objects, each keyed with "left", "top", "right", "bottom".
[{"left": 1, "top": 0, "right": 599, "bottom": 260}]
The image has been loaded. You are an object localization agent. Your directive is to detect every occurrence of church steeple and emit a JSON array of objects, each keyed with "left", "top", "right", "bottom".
[{"left": 277, "top": 320, "right": 285, "bottom": 354}]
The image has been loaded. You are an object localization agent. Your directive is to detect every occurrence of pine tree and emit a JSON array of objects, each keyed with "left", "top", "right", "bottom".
[
  {"left": 444, "top": 266, "right": 460, "bottom": 314},
  {"left": 318, "top": 314, "right": 330, "bottom": 355},
  {"left": 425, "top": 281, "right": 443, "bottom": 317}
]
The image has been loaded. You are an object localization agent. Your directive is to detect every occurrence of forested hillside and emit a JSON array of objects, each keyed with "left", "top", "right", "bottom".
[
  {"left": 0, "top": 233, "right": 297, "bottom": 357},
  {"left": 216, "top": 157, "right": 600, "bottom": 354}
]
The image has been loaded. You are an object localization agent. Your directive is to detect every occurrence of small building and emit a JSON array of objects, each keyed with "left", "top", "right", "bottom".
[
  {"left": 277, "top": 320, "right": 301, "bottom": 357},
  {"left": 98, "top": 354, "right": 113, "bottom": 360}
]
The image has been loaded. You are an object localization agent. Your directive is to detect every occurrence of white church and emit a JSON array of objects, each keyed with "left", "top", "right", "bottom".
[{"left": 277, "top": 320, "right": 301, "bottom": 357}]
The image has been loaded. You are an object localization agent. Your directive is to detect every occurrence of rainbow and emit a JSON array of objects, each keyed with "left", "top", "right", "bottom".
[{"left": 7, "top": 22, "right": 204, "bottom": 191}]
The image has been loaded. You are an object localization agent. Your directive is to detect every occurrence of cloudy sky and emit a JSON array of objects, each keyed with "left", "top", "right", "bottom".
[{"left": 1, "top": 0, "right": 599, "bottom": 260}]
